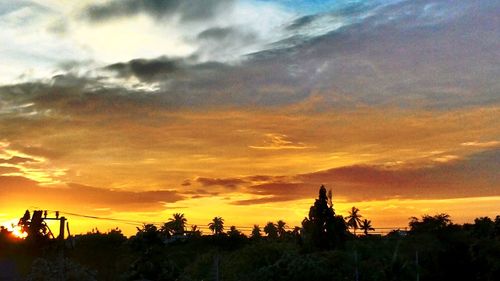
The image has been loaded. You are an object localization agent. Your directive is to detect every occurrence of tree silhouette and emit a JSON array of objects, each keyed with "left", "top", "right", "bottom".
[
  {"left": 166, "top": 213, "right": 187, "bottom": 235},
  {"left": 360, "top": 219, "right": 375, "bottom": 235},
  {"left": 251, "top": 225, "right": 262, "bottom": 239},
  {"left": 208, "top": 217, "right": 224, "bottom": 235},
  {"left": 346, "top": 206, "right": 362, "bottom": 234},
  {"left": 133, "top": 224, "right": 163, "bottom": 251},
  {"left": 189, "top": 225, "right": 202, "bottom": 237},
  {"left": 277, "top": 220, "right": 287, "bottom": 238},
  {"left": 264, "top": 222, "right": 278, "bottom": 239},
  {"left": 304, "top": 185, "right": 347, "bottom": 249},
  {"left": 228, "top": 226, "right": 242, "bottom": 237},
  {"left": 494, "top": 215, "right": 500, "bottom": 236},
  {"left": 409, "top": 213, "right": 451, "bottom": 233}
]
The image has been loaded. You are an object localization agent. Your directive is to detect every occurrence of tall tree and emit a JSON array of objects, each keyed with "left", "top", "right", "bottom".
[
  {"left": 303, "top": 185, "right": 348, "bottom": 249},
  {"left": 251, "top": 225, "right": 261, "bottom": 239},
  {"left": 409, "top": 213, "right": 451, "bottom": 233},
  {"left": 264, "top": 222, "right": 278, "bottom": 239},
  {"left": 277, "top": 220, "right": 287, "bottom": 238},
  {"left": 169, "top": 213, "right": 187, "bottom": 235},
  {"left": 208, "top": 217, "right": 224, "bottom": 235},
  {"left": 360, "top": 219, "right": 375, "bottom": 236},
  {"left": 346, "top": 206, "right": 363, "bottom": 234}
]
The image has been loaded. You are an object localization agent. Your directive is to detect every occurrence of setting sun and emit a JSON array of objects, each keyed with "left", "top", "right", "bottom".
[{"left": 1, "top": 220, "right": 27, "bottom": 239}]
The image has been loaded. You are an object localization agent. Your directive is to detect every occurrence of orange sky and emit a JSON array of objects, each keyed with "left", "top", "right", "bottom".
[
  {"left": 1, "top": 105, "right": 499, "bottom": 235},
  {"left": 0, "top": 0, "right": 499, "bottom": 236}
]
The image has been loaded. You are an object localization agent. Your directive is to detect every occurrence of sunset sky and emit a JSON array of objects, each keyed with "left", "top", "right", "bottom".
[{"left": 0, "top": 0, "right": 499, "bottom": 236}]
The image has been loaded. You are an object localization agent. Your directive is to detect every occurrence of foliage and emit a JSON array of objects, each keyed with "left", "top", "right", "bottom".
[
  {"left": 263, "top": 222, "right": 278, "bottom": 239},
  {"left": 409, "top": 213, "right": 452, "bottom": 234},
  {"left": 208, "top": 217, "right": 224, "bottom": 235},
  {"left": 251, "top": 225, "right": 262, "bottom": 240},
  {"left": 162, "top": 213, "right": 187, "bottom": 237},
  {"left": 26, "top": 258, "right": 97, "bottom": 281},
  {"left": 277, "top": 220, "right": 287, "bottom": 238},
  {"left": 360, "top": 219, "right": 375, "bottom": 236},
  {"left": 346, "top": 206, "right": 363, "bottom": 234},
  {"left": 2, "top": 186, "right": 499, "bottom": 281},
  {"left": 302, "top": 185, "right": 348, "bottom": 250}
]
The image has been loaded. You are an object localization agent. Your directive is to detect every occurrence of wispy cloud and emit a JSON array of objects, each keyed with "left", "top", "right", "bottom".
[
  {"left": 249, "top": 133, "right": 313, "bottom": 150},
  {"left": 461, "top": 141, "right": 500, "bottom": 148}
]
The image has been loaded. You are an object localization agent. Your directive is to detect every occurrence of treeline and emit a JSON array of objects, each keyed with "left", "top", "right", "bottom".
[{"left": 1, "top": 186, "right": 499, "bottom": 281}]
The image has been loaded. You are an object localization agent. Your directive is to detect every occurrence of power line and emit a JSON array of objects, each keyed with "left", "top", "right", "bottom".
[{"left": 27, "top": 207, "right": 407, "bottom": 233}]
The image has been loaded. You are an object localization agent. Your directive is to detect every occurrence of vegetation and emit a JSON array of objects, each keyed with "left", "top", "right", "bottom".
[
  {"left": 346, "top": 206, "right": 362, "bottom": 234},
  {"left": 1, "top": 186, "right": 499, "bottom": 281},
  {"left": 360, "top": 219, "right": 374, "bottom": 236},
  {"left": 208, "top": 217, "right": 224, "bottom": 235}
]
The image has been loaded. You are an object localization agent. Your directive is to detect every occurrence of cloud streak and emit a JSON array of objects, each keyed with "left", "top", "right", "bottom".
[
  {"left": 230, "top": 148, "right": 500, "bottom": 204},
  {"left": 0, "top": 176, "right": 183, "bottom": 212},
  {"left": 83, "top": 0, "right": 234, "bottom": 23}
]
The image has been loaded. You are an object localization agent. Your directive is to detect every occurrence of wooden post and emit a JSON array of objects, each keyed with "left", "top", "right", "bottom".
[{"left": 58, "top": 217, "right": 66, "bottom": 240}]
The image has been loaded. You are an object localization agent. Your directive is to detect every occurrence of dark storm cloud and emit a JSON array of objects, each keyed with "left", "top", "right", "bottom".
[
  {"left": 197, "top": 26, "right": 257, "bottom": 43},
  {"left": 197, "top": 27, "right": 238, "bottom": 40},
  {"left": 83, "top": 0, "right": 234, "bottom": 22},
  {"left": 103, "top": 57, "right": 233, "bottom": 85},
  {"left": 105, "top": 57, "right": 181, "bottom": 82},
  {"left": 93, "top": 0, "right": 499, "bottom": 109},
  {"left": 0, "top": 76, "right": 165, "bottom": 118},
  {"left": 1, "top": 0, "right": 498, "bottom": 114}
]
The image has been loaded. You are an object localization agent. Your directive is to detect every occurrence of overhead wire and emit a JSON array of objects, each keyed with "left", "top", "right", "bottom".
[{"left": 26, "top": 207, "right": 406, "bottom": 232}]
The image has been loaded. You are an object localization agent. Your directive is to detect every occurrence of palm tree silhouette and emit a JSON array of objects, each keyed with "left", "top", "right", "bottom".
[
  {"left": 251, "top": 225, "right": 261, "bottom": 239},
  {"left": 360, "top": 219, "right": 375, "bottom": 235},
  {"left": 346, "top": 206, "right": 363, "bottom": 235},
  {"left": 169, "top": 213, "right": 187, "bottom": 235},
  {"left": 161, "top": 213, "right": 187, "bottom": 237},
  {"left": 208, "top": 216, "right": 224, "bottom": 235},
  {"left": 264, "top": 222, "right": 278, "bottom": 239},
  {"left": 277, "top": 220, "right": 287, "bottom": 238}
]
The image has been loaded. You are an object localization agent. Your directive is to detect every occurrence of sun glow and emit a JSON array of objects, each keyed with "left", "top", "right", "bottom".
[{"left": 1, "top": 220, "right": 28, "bottom": 239}]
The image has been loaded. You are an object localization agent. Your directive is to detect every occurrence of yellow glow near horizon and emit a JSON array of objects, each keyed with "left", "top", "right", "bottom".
[
  {"left": 2, "top": 195, "right": 499, "bottom": 237},
  {"left": 1, "top": 219, "right": 28, "bottom": 239}
]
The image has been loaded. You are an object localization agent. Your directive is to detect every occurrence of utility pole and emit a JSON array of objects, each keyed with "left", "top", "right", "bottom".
[
  {"left": 58, "top": 217, "right": 66, "bottom": 240},
  {"left": 27, "top": 210, "right": 67, "bottom": 281}
]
